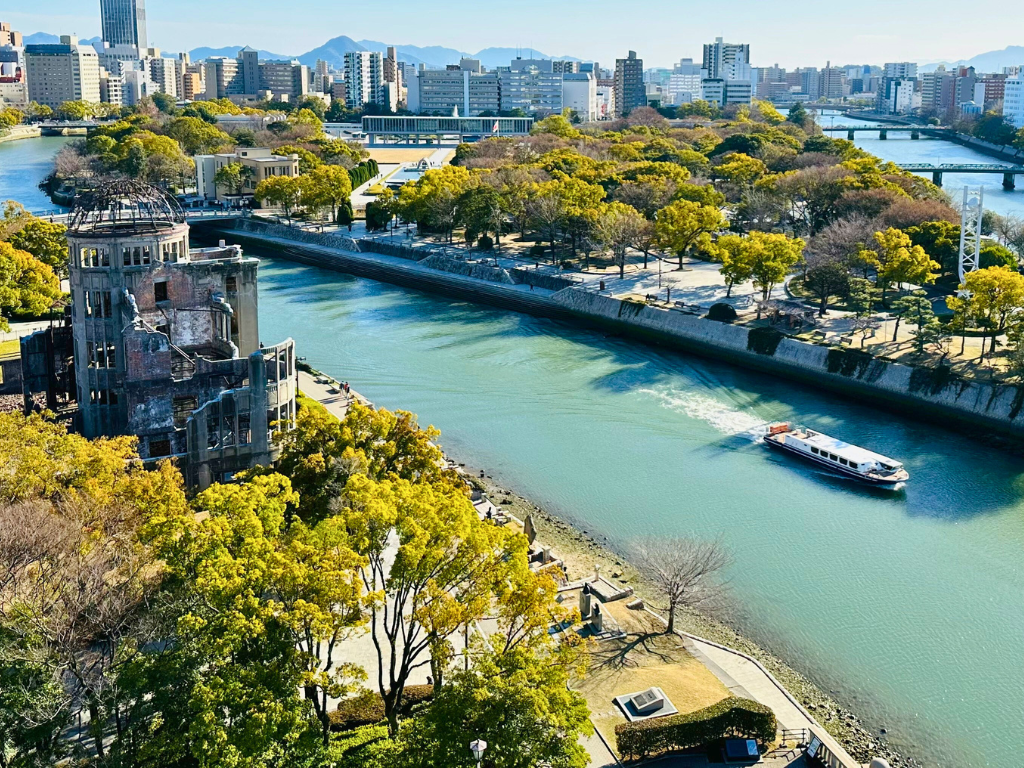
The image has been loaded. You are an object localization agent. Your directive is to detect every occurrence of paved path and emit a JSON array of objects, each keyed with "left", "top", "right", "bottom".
[{"left": 297, "top": 369, "right": 369, "bottom": 419}]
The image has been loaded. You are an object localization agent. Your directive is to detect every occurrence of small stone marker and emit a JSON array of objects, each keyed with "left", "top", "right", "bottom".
[
  {"left": 629, "top": 688, "right": 665, "bottom": 715},
  {"left": 523, "top": 514, "right": 536, "bottom": 544}
]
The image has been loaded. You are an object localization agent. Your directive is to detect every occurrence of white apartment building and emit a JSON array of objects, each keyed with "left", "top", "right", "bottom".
[
  {"left": 1003, "top": 74, "right": 1024, "bottom": 129},
  {"left": 667, "top": 59, "right": 702, "bottom": 105},
  {"left": 595, "top": 81, "right": 615, "bottom": 119},
  {"left": 343, "top": 51, "right": 383, "bottom": 109},
  {"left": 146, "top": 52, "right": 179, "bottom": 98},
  {"left": 501, "top": 58, "right": 563, "bottom": 115},
  {"left": 562, "top": 72, "right": 597, "bottom": 121},
  {"left": 24, "top": 35, "right": 101, "bottom": 110},
  {"left": 701, "top": 78, "right": 752, "bottom": 107},
  {"left": 702, "top": 38, "right": 751, "bottom": 81},
  {"left": 203, "top": 56, "right": 243, "bottom": 99},
  {"left": 883, "top": 62, "right": 918, "bottom": 79},
  {"left": 99, "top": 67, "right": 124, "bottom": 105}
]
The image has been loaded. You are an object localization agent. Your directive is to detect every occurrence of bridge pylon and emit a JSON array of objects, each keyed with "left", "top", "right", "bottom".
[{"left": 958, "top": 186, "right": 984, "bottom": 285}]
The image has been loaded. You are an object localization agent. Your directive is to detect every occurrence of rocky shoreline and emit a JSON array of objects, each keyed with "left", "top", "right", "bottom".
[{"left": 459, "top": 461, "right": 919, "bottom": 768}]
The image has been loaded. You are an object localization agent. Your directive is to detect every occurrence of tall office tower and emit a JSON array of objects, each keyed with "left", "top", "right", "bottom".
[
  {"left": 614, "top": 50, "right": 644, "bottom": 116},
  {"left": 819, "top": 61, "right": 845, "bottom": 100},
  {"left": 239, "top": 46, "right": 259, "bottom": 95},
  {"left": 702, "top": 37, "right": 750, "bottom": 80},
  {"left": 99, "top": 0, "right": 147, "bottom": 50}
]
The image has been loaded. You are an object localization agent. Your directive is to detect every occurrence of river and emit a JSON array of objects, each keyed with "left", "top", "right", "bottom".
[
  {"left": 0, "top": 135, "right": 72, "bottom": 213},
  {"left": 4, "top": 135, "right": 1024, "bottom": 767}
]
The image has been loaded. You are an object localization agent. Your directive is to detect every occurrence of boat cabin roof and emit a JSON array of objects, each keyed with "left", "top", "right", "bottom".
[{"left": 796, "top": 430, "right": 902, "bottom": 468}]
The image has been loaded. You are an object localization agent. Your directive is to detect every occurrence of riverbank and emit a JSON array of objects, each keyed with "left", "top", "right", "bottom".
[
  {"left": 298, "top": 362, "right": 913, "bottom": 767},
  {"left": 461, "top": 464, "right": 914, "bottom": 768},
  {"left": 193, "top": 218, "right": 1024, "bottom": 442},
  {"left": 0, "top": 125, "right": 42, "bottom": 144}
]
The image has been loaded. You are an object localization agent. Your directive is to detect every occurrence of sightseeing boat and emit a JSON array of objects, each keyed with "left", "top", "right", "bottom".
[{"left": 763, "top": 423, "right": 909, "bottom": 489}]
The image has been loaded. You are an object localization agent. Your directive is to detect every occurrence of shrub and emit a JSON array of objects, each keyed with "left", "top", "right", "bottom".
[
  {"left": 477, "top": 234, "right": 494, "bottom": 250},
  {"left": 529, "top": 244, "right": 546, "bottom": 258},
  {"left": 707, "top": 302, "right": 738, "bottom": 323},
  {"left": 329, "top": 685, "right": 435, "bottom": 732},
  {"left": 615, "top": 697, "right": 776, "bottom": 760}
]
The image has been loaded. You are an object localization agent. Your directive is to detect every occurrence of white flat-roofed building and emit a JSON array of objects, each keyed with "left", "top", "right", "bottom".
[
  {"left": 194, "top": 147, "right": 299, "bottom": 201},
  {"left": 562, "top": 72, "right": 597, "bottom": 122}
]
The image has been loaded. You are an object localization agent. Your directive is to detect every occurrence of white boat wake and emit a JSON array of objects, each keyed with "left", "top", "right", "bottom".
[{"left": 639, "top": 388, "right": 767, "bottom": 441}]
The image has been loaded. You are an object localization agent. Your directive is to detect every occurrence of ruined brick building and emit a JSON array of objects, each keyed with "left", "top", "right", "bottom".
[{"left": 23, "top": 180, "right": 297, "bottom": 489}]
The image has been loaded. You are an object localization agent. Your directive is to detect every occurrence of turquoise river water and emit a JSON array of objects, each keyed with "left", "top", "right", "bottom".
[{"left": 3, "top": 131, "right": 1024, "bottom": 767}]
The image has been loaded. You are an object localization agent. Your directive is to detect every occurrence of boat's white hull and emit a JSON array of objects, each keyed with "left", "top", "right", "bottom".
[{"left": 764, "top": 435, "right": 907, "bottom": 489}]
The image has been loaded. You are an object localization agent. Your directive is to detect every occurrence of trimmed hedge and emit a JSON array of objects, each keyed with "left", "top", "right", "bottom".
[
  {"left": 614, "top": 696, "right": 776, "bottom": 760},
  {"left": 707, "top": 302, "right": 738, "bottom": 323},
  {"left": 329, "top": 685, "right": 434, "bottom": 732}
]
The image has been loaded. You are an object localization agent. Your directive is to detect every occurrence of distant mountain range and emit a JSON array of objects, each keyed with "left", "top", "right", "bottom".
[
  {"left": 920, "top": 46, "right": 1024, "bottom": 73},
  {"left": 24, "top": 32, "right": 100, "bottom": 46},
  {"left": 27, "top": 29, "right": 584, "bottom": 70}
]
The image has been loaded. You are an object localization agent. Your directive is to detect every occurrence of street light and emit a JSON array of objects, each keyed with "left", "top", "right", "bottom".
[{"left": 470, "top": 739, "right": 487, "bottom": 768}]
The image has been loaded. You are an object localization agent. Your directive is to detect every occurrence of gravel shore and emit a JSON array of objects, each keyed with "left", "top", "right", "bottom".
[{"left": 460, "top": 461, "right": 918, "bottom": 768}]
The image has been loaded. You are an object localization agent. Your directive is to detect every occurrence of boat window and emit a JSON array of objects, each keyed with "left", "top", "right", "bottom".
[
  {"left": 810, "top": 447, "right": 819, "bottom": 454},
  {"left": 829, "top": 453, "right": 838, "bottom": 461},
  {"left": 839, "top": 458, "right": 848, "bottom": 466}
]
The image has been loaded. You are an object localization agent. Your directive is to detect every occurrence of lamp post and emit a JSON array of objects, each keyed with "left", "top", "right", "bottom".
[{"left": 470, "top": 739, "right": 487, "bottom": 768}]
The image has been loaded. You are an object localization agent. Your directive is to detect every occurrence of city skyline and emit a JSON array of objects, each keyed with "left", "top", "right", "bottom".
[{"left": 5, "top": 0, "right": 1024, "bottom": 70}]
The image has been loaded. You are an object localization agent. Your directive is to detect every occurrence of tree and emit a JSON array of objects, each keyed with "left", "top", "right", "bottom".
[
  {"left": 531, "top": 114, "right": 580, "bottom": 139},
  {"left": 905, "top": 220, "right": 960, "bottom": 277},
  {"left": 804, "top": 258, "right": 851, "bottom": 316},
  {"left": 457, "top": 183, "right": 506, "bottom": 248},
  {"left": 846, "top": 278, "right": 880, "bottom": 347},
  {"left": 340, "top": 474, "right": 520, "bottom": 734},
  {"left": 746, "top": 231, "right": 805, "bottom": 302},
  {"left": 1, "top": 203, "right": 69, "bottom": 278},
  {"left": 676, "top": 100, "right": 717, "bottom": 119},
  {"left": 120, "top": 137, "right": 148, "bottom": 178},
  {"left": 165, "top": 116, "right": 234, "bottom": 154},
  {"left": 56, "top": 100, "right": 93, "bottom": 121},
  {"left": 890, "top": 291, "right": 935, "bottom": 345},
  {"left": 633, "top": 537, "right": 730, "bottom": 634},
  {"left": 959, "top": 266, "right": 1024, "bottom": 358},
  {"left": 870, "top": 228, "right": 940, "bottom": 304},
  {"left": 654, "top": 199, "right": 726, "bottom": 269},
  {"left": 0, "top": 241, "right": 63, "bottom": 331},
  {"left": 713, "top": 234, "right": 753, "bottom": 297},
  {"left": 213, "top": 161, "right": 254, "bottom": 196},
  {"left": 404, "top": 647, "right": 591, "bottom": 768},
  {"left": 397, "top": 165, "right": 473, "bottom": 241},
  {"left": 787, "top": 102, "right": 808, "bottom": 125},
  {"left": 301, "top": 164, "right": 353, "bottom": 223},
  {"left": 597, "top": 201, "right": 645, "bottom": 278},
  {"left": 713, "top": 153, "right": 768, "bottom": 189},
  {"left": 150, "top": 91, "right": 176, "bottom": 114},
  {"left": 254, "top": 175, "right": 302, "bottom": 224},
  {"left": 366, "top": 189, "right": 397, "bottom": 232}
]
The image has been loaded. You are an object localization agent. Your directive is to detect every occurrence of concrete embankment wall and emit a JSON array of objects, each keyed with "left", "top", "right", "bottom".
[
  {"left": 551, "top": 288, "right": 1024, "bottom": 436},
  {"left": 0, "top": 126, "right": 42, "bottom": 144},
  {"left": 195, "top": 219, "right": 1024, "bottom": 437}
]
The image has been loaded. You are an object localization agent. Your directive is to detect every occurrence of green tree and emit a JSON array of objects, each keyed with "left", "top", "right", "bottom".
[
  {"left": 654, "top": 199, "right": 726, "bottom": 269},
  {"left": 213, "top": 161, "right": 254, "bottom": 196},
  {"left": 890, "top": 290, "right": 936, "bottom": 344},
  {"left": 746, "top": 231, "right": 805, "bottom": 302},
  {"left": 804, "top": 258, "right": 851, "bottom": 316},
  {"left": 301, "top": 164, "right": 354, "bottom": 223},
  {"left": 458, "top": 183, "right": 507, "bottom": 248},
  {"left": 151, "top": 91, "right": 177, "bottom": 114},
  {"left": 398, "top": 165, "right": 473, "bottom": 241},
  {"left": 959, "top": 265, "right": 1024, "bottom": 357},
  {"left": 1, "top": 203, "right": 69, "bottom": 278},
  {"left": 905, "top": 220, "right": 960, "bottom": 276},
  {"left": 166, "top": 116, "right": 234, "bottom": 154},
  {"left": 787, "top": 102, "right": 808, "bottom": 125},
  {"left": 870, "top": 227, "right": 940, "bottom": 304},
  {"left": 597, "top": 201, "right": 645, "bottom": 278},
  {"left": 0, "top": 241, "right": 63, "bottom": 331},
  {"left": 676, "top": 100, "right": 717, "bottom": 119},
  {"left": 56, "top": 100, "right": 93, "bottom": 121},
  {"left": 713, "top": 153, "right": 768, "bottom": 187},
  {"left": 404, "top": 648, "right": 591, "bottom": 768},
  {"left": 120, "top": 137, "right": 148, "bottom": 178},
  {"left": 713, "top": 234, "right": 753, "bottom": 297},
  {"left": 847, "top": 277, "right": 880, "bottom": 347},
  {"left": 254, "top": 174, "right": 302, "bottom": 224}
]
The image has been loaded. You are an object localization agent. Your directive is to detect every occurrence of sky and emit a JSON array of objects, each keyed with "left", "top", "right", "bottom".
[{"left": 5, "top": 0, "right": 1024, "bottom": 69}]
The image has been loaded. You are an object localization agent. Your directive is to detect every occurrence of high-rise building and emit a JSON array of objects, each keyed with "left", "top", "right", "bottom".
[
  {"left": 146, "top": 52, "right": 179, "bottom": 98},
  {"left": 382, "top": 46, "right": 402, "bottom": 100},
  {"left": 258, "top": 60, "right": 309, "bottom": 101},
  {"left": 0, "top": 22, "right": 27, "bottom": 108},
  {"left": 25, "top": 35, "right": 101, "bottom": 109},
  {"left": 614, "top": 50, "right": 644, "bottom": 116},
  {"left": 921, "top": 67, "right": 955, "bottom": 115},
  {"left": 100, "top": 0, "right": 147, "bottom": 50},
  {"left": 702, "top": 38, "right": 750, "bottom": 80},
  {"left": 202, "top": 57, "right": 243, "bottom": 99},
  {"left": 667, "top": 58, "right": 702, "bottom": 105},
  {"left": 819, "top": 62, "right": 845, "bottom": 100},
  {"left": 98, "top": 67, "right": 123, "bottom": 105},
  {"left": 239, "top": 46, "right": 259, "bottom": 95},
  {"left": 877, "top": 76, "right": 917, "bottom": 114},
  {"left": 883, "top": 62, "right": 917, "bottom": 79},
  {"left": 343, "top": 50, "right": 383, "bottom": 109},
  {"left": 1003, "top": 73, "right": 1024, "bottom": 129},
  {"left": 502, "top": 58, "right": 563, "bottom": 115}
]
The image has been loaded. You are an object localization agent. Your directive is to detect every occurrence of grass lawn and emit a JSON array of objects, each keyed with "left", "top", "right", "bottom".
[
  {"left": 572, "top": 600, "right": 730, "bottom": 755},
  {"left": 0, "top": 339, "right": 20, "bottom": 359}
]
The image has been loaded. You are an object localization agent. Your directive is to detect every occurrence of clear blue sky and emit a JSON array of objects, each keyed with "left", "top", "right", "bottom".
[{"left": 5, "top": 0, "right": 1023, "bottom": 68}]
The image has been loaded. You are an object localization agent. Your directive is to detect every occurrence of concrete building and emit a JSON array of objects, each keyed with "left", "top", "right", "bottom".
[
  {"left": 194, "top": 147, "right": 299, "bottom": 201},
  {"left": 343, "top": 50, "right": 383, "bottom": 109},
  {"left": 877, "top": 76, "right": 918, "bottom": 114},
  {"left": 98, "top": 67, "right": 124, "bottom": 106},
  {"left": 413, "top": 64, "right": 501, "bottom": 116},
  {"left": 562, "top": 72, "right": 597, "bottom": 121},
  {"left": 595, "top": 79, "right": 615, "bottom": 119},
  {"left": 883, "top": 62, "right": 918, "bottom": 79},
  {"left": 0, "top": 21, "right": 21, "bottom": 48},
  {"left": 100, "top": 0, "right": 147, "bottom": 50},
  {"left": 702, "top": 38, "right": 750, "bottom": 81},
  {"left": 666, "top": 58, "right": 702, "bottom": 105},
  {"left": 701, "top": 78, "right": 752, "bottom": 108},
  {"left": 203, "top": 56, "right": 243, "bottom": 99},
  {"left": 976, "top": 75, "right": 1007, "bottom": 110},
  {"left": 499, "top": 58, "right": 563, "bottom": 115},
  {"left": 819, "top": 62, "right": 845, "bottom": 100},
  {"left": 921, "top": 67, "right": 955, "bottom": 115},
  {"left": 382, "top": 46, "right": 402, "bottom": 104},
  {"left": 181, "top": 71, "right": 201, "bottom": 100},
  {"left": 1003, "top": 74, "right": 1024, "bottom": 129},
  {"left": 121, "top": 67, "right": 152, "bottom": 106},
  {"left": 259, "top": 59, "right": 309, "bottom": 101},
  {"left": 147, "top": 53, "right": 179, "bottom": 98},
  {"left": 614, "top": 50, "right": 644, "bottom": 116},
  {"left": 37, "top": 180, "right": 296, "bottom": 489},
  {"left": 25, "top": 36, "right": 101, "bottom": 110}
]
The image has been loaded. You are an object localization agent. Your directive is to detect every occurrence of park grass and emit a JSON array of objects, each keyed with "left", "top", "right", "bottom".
[
  {"left": 572, "top": 600, "right": 731, "bottom": 756},
  {"left": 0, "top": 339, "right": 20, "bottom": 358}
]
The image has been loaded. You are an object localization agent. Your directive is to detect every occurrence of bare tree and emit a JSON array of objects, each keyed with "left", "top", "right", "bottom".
[{"left": 632, "top": 537, "right": 730, "bottom": 634}]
